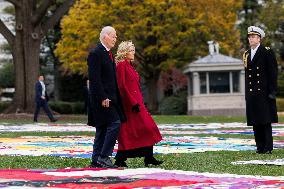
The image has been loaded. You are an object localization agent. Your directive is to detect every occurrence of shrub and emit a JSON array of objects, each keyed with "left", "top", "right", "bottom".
[
  {"left": 49, "top": 101, "right": 84, "bottom": 114},
  {"left": 276, "top": 98, "right": 284, "bottom": 112},
  {"left": 0, "top": 102, "right": 10, "bottom": 113},
  {"left": 72, "top": 102, "right": 85, "bottom": 114},
  {"left": 0, "top": 63, "right": 15, "bottom": 88},
  {"left": 58, "top": 74, "right": 86, "bottom": 102},
  {"left": 159, "top": 90, "right": 187, "bottom": 115},
  {"left": 277, "top": 72, "right": 284, "bottom": 97}
]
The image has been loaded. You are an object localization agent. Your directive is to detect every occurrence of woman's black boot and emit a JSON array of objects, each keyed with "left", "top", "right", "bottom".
[
  {"left": 114, "top": 158, "right": 128, "bottom": 168},
  {"left": 144, "top": 156, "right": 163, "bottom": 167}
]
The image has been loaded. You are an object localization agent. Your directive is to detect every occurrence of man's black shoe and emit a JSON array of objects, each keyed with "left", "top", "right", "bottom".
[
  {"left": 264, "top": 150, "right": 272, "bottom": 154},
  {"left": 89, "top": 162, "right": 102, "bottom": 168},
  {"left": 51, "top": 119, "right": 58, "bottom": 122},
  {"left": 256, "top": 150, "right": 264, "bottom": 154},
  {"left": 97, "top": 156, "right": 118, "bottom": 168},
  {"left": 256, "top": 150, "right": 272, "bottom": 154}
]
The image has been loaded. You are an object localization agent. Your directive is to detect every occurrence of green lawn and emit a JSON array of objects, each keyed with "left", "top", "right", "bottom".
[
  {"left": 0, "top": 115, "right": 284, "bottom": 176},
  {"left": 153, "top": 115, "right": 247, "bottom": 124},
  {"left": 0, "top": 150, "right": 283, "bottom": 176},
  {"left": 1, "top": 114, "right": 284, "bottom": 124}
]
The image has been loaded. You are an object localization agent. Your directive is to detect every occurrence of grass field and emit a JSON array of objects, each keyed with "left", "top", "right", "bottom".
[
  {"left": 1, "top": 114, "right": 284, "bottom": 124},
  {"left": 0, "top": 115, "right": 284, "bottom": 176},
  {"left": 1, "top": 150, "right": 283, "bottom": 176}
]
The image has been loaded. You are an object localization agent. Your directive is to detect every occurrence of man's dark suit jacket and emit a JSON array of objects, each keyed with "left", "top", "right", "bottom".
[
  {"left": 35, "top": 81, "right": 49, "bottom": 103},
  {"left": 87, "top": 43, "right": 126, "bottom": 126}
]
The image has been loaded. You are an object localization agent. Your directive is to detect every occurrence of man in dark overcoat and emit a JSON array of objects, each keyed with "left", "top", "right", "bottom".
[
  {"left": 243, "top": 26, "right": 278, "bottom": 154},
  {"left": 87, "top": 26, "right": 126, "bottom": 168}
]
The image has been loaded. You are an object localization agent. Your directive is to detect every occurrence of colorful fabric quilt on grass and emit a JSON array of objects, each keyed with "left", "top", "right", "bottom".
[
  {"left": 161, "top": 128, "right": 284, "bottom": 136},
  {"left": 232, "top": 158, "right": 284, "bottom": 166},
  {"left": 1, "top": 123, "right": 284, "bottom": 133},
  {"left": 0, "top": 168, "right": 284, "bottom": 188},
  {"left": 1, "top": 135, "right": 284, "bottom": 158}
]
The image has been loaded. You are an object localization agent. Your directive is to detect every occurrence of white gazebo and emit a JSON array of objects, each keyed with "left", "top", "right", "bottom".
[{"left": 183, "top": 41, "right": 245, "bottom": 116}]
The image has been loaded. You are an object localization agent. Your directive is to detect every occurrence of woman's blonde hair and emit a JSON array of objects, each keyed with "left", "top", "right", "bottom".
[{"left": 115, "top": 40, "right": 135, "bottom": 63}]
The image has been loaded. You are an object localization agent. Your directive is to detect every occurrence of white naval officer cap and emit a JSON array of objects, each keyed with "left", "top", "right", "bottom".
[{"left": 248, "top": 26, "right": 265, "bottom": 39}]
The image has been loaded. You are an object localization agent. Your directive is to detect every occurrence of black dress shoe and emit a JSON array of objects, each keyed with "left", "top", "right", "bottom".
[
  {"left": 114, "top": 160, "right": 128, "bottom": 168},
  {"left": 144, "top": 156, "right": 163, "bottom": 167},
  {"left": 97, "top": 156, "right": 118, "bottom": 168},
  {"left": 51, "top": 119, "right": 58, "bottom": 122},
  {"left": 89, "top": 162, "right": 102, "bottom": 168},
  {"left": 256, "top": 150, "right": 264, "bottom": 154},
  {"left": 264, "top": 150, "right": 272, "bottom": 154}
]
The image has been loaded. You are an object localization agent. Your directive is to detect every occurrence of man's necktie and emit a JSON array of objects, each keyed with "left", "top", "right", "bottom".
[{"left": 109, "top": 51, "right": 113, "bottom": 62}]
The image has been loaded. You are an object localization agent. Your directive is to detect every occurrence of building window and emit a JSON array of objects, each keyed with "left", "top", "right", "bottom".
[
  {"left": 232, "top": 71, "right": 240, "bottom": 92},
  {"left": 199, "top": 72, "right": 207, "bottom": 94},
  {"left": 209, "top": 72, "right": 230, "bottom": 93}
]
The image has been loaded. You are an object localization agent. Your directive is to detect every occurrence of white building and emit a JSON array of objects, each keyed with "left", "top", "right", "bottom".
[{"left": 184, "top": 41, "right": 246, "bottom": 116}]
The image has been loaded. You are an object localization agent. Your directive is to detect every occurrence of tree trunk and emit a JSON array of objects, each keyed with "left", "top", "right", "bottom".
[
  {"left": 1, "top": 0, "right": 75, "bottom": 113},
  {"left": 5, "top": 2, "right": 41, "bottom": 113},
  {"left": 23, "top": 40, "right": 41, "bottom": 113},
  {"left": 146, "top": 77, "right": 159, "bottom": 113}
]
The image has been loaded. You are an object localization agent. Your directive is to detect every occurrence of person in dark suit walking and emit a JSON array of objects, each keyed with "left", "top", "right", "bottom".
[
  {"left": 33, "top": 75, "right": 57, "bottom": 122},
  {"left": 243, "top": 26, "right": 278, "bottom": 154},
  {"left": 87, "top": 26, "right": 126, "bottom": 168}
]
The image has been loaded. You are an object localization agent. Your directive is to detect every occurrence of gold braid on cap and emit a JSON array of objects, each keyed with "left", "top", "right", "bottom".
[{"left": 243, "top": 50, "right": 249, "bottom": 68}]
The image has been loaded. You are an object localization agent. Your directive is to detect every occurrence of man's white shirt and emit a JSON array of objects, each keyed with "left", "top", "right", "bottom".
[
  {"left": 39, "top": 81, "right": 46, "bottom": 97},
  {"left": 250, "top": 43, "right": 260, "bottom": 61},
  {"left": 101, "top": 42, "right": 110, "bottom": 51}
]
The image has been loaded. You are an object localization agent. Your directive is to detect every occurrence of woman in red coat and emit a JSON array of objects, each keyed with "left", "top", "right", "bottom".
[{"left": 114, "top": 41, "right": 163, "bottom": 167}]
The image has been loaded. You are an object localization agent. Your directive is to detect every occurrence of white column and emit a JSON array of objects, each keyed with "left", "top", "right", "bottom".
[
  {"left": 240, "top": 70, "right": 245, "bottom": 94},
  {"left": 206, "top": 72, "right": 209, "bottom": 94},
  {"left": 187, "top": 75, "right": 191, "bottom": 96},
  {"left": 193, "top": 72, "right": 200, "bottom": 95},
  {"left": 229, "top": 72, "right": 233, "bottom": 93}
]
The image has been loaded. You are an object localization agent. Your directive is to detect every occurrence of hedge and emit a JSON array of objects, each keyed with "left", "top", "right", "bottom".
[
  {"left": 0, "top": 102, "right": 10, "bottom": 113},
  {"left": 1, "top": 98, "right": 284, "bottom": 114},
  {"left": 48, "top": 101, "right": 85, "bottom": 114},
  {"left": 159, "top": 91, "right": 187, "bottom": 115}
]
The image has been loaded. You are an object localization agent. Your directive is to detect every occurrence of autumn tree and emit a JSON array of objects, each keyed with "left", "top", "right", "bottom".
[
  {"left": 56, "top": 0, "right": 241, "bottom": 111},
  {"left": 0, "top": 0, "right": 75, "bottom": 113},
  {"left": 258, "top": 0, "right": 284, "bottom": 64},
  {"left": 258, "top": 0, "right": 284, "bottom": 97},
  {"left": 238, "top": 0, "right": 261, "bottom": 48},
  {"left": 158, "top": 67, "right": 187, "bottom": 96}
]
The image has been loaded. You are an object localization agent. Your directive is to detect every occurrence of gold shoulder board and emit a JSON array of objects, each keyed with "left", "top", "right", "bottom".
[
  {"left": 265, "top": 47, "right": 270, "bottom": 50},
  {"left": 243, "top": 50, "right": 249, "bottom": 68}
]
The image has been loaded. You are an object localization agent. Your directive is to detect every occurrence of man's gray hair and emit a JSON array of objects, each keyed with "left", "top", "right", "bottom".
[{"left": 100, "top": 26, "right": 115, "bottom": 42}]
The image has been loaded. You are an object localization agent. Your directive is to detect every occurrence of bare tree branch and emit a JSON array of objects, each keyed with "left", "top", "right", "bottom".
[
  {"left": 0, "top": 18, "right": 15, "bottom": 47},
  {"left": 42, "top": 0, "right": 75, "bottom": 35},
  {"left": 31, "top": 1, "right": 55, "bottom": 26},
  {"left": 6, "top": 0, "right": 20, "bottom": 7}
]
